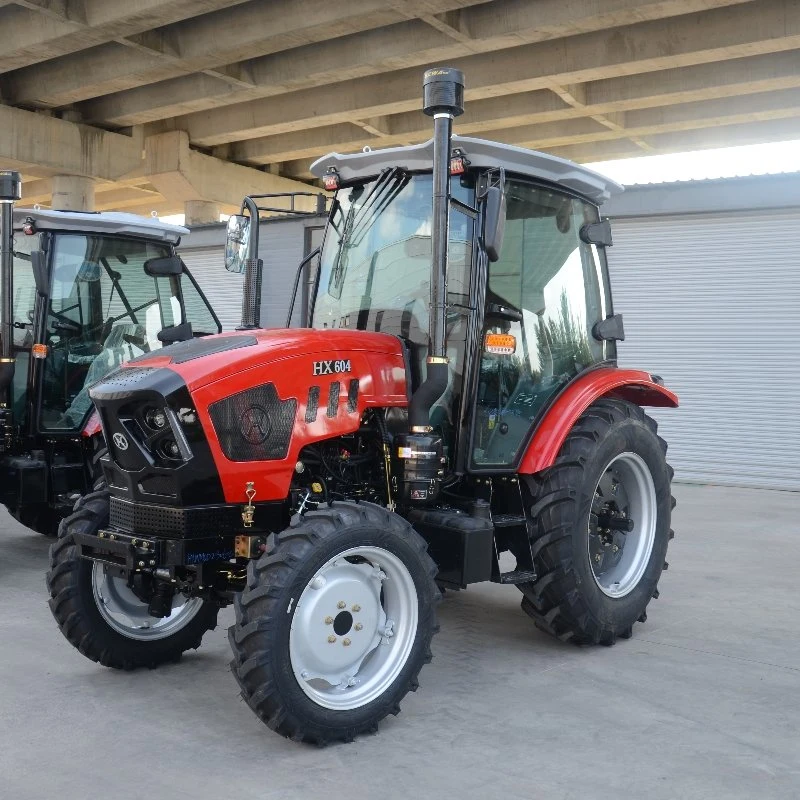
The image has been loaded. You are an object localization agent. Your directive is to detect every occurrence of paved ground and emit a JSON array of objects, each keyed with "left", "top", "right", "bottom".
[{"left": 1, "top": 484, "right": 799, "bottom": 800}]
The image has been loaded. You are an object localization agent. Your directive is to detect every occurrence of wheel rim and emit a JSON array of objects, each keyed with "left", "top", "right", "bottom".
[
  {"left": 91, "top": 563, "right": 204, "bottom": 641},
  {"left": 588, "top": 452, "right": 657, "bottom": 598},
  {"left": 289, "top": 546, "right": 418, "bottom": 711}
]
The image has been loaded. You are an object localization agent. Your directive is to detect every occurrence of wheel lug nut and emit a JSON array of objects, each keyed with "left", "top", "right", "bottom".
[
  {"left": 327, "top": 635, "right": 336, "bottom": 643},
  {"left": 354, "top": 623, "right": 363, "bottom": 631},
  {"left": 324, "top": 616, "right": 334, "bottom": 625},
  {"left": 352, "top": 604, "right": 361, "bottom": 612},
  {"left": 343, "top": 638, "right": 351, "bottom": 647},
  {"left": 337, "top": 601, "right": 346, "bottom": 609}
]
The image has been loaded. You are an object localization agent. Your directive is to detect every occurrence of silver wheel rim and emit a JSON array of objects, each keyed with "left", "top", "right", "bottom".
[
  {"left": 588, "top": 452, "right": 657, "bottom": 599},
  {"left": 91, "top": 563, "right": 204, "bottom": 641},
  {"left": 289, "top": 546, "right": 418, "bottom": 711}
]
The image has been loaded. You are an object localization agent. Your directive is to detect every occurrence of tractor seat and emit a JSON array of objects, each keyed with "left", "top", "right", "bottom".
[{"left": 58, "top": 323, "right": 150, "bottom": 429}]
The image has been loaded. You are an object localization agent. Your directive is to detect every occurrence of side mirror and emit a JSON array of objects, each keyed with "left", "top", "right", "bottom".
[
  {"left": 225, "top": 214, "right": 250, "bottom": 274},
  {"left": 482, "top": 185, "right": 506, "bottom": 262},
  {"left": 580, "top": 218, "right": 613, "bottom": 247},
  {"left": 31, "top": 250, "right": 49, "bottom": 296},
  {"left": 144, "top": 254, "right": 182, "bottom": 276}
]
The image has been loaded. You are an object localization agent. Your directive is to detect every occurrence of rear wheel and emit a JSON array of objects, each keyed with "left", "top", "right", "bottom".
[
  {"left": 47, "top": 489, "right": 218, "bottom": 669},
  {"left": 518, "top": 398, "right": 674, "bottom": 645},
  {"left": 229, "top": 502, "right": 439, "bottom": 744}
]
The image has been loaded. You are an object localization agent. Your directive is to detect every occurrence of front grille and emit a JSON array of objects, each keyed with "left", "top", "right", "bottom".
[
  {"left": 110, "top": 496, "right": 244, "bottom": 538},
  {"left": 209, "top": 382, "right": 296, "bottom": 462}
]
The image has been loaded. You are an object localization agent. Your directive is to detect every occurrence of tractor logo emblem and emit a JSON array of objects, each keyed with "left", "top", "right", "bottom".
[
  {"left": 112, "top": 433, "right": 129, "bottom": 451},
  {"left": 240, "top": 406, "right": 271, "bottom": 445}
]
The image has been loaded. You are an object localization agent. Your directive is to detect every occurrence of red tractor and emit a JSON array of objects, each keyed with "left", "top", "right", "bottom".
[{"left": 47, "top": 68, "right": 677, "bottom": 744}]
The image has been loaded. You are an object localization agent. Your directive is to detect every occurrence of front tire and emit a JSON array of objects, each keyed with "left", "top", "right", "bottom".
[
  {"left": 519, "top": 398, "right": 674, "bottom": 645},
  {"left": 47, "top": 489, "right": 218, "bottom": 669},
  {"left": 229, "top": 502, "right": 439, "bottom": 744}
]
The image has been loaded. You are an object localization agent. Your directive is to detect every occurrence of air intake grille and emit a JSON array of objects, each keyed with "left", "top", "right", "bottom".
[{"left": 209, "top": 382, "right": 297, "bottom": 462}]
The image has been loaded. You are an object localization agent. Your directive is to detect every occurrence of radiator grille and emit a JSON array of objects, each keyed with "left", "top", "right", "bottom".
[
  {"left": 110, "top": 496, "right": 242, "bottom": 538},
  {"left": 209, "top": 382, "right": 296, "bottom": 462}
]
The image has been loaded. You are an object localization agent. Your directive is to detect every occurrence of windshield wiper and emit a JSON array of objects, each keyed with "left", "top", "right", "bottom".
[
  {"left": 348, "top": 167, "right": 409, "bottom": 247},
  {"left": 329, "top": 168, "right": 410, "bottom": 299}
]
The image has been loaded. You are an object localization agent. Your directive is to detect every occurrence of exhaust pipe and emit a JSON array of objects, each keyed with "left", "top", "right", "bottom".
[
  {"left": 0, "top": 171, "right": 21, "bottom": 414},
  {"left": 394, "top": 68, "right": 464, "bottom": 506},
  {"left": 407, "top": 66, "right": 464, "bottom": 432}
]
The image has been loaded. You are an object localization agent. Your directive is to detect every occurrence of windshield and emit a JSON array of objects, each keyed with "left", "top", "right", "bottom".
[
  {"left": 312, "top": 173, "right": 474, "bottom": 344},
  {"left": 41, "top": 234, "right": 184, "bottom": 429}
]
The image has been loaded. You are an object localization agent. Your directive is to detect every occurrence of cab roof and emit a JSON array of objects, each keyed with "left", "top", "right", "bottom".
[
  {"left": 12, "top": 208, "right": 189, "bottom": 244},
  {"left": 310, "top": 135, "right": 623, "bottom": 205}
]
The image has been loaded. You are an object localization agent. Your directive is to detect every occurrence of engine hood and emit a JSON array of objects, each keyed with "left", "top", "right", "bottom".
[{"left": 123, "top": 328, "right": 406, "bottom": 392}]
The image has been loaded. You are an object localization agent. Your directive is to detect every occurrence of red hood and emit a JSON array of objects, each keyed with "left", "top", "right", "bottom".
[{"left": 124, "top": 328, "right": 405, "bottom": 391}]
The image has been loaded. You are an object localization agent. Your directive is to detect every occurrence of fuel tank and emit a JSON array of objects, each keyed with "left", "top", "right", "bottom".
[{"left": 90, "top": 329, "right": 408, "bottom": 505}]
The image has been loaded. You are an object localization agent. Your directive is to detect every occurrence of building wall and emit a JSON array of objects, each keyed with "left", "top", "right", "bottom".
[{"left": 605, "top": 174, "right": 800, "bottom": 490}]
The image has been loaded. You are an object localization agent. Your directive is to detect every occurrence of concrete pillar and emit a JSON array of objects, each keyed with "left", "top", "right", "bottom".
[
  {"left": 184, "top": 200, "right": 220, "bottom": 226},
  {"left": 51, "top": 175, "right": 95, "bottom": 211}
]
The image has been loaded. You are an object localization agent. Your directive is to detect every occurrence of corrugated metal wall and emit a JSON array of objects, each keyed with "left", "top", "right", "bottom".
[
  {"left": 179, "top": 218, "right": 325, "bottom": 331},
  {"left": 179, "top": 246, "right": 241, "bottom": 331},
  {"left": 609, "top": 209, "right": 800, "bottom": 491}
]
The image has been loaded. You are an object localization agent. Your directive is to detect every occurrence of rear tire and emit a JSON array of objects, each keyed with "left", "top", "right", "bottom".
[
  {"left": 229, "top": 502, "right": 439, "bottom": 744},
  {"left": 518, "top": 398, "right": 674, "bottom": 645},
  {"left": 47, "top": 489, "right": 218, "bottom": 669}
]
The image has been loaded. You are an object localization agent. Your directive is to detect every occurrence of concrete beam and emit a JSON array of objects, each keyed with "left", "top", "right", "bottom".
[
  {"left": 5, "top": 0, "right": 482, "bottom": 107},
  {"left": 548, "top": 116, "right": 800, "bottom": 164},
  {"left": 226, "top": 49, "right": 800, "bottom": 165},
  {"left": 74, "top": 0, "right": 754, "bottom": 127},
  {"left": 0, "top": 0, "right": 251, "bottom": 74},
  {"left": 162, "top": 0, "right": 800, "bottom": 147},
  {"left": 0, "top": 103, "right": 141, "bottom": 179},
  {"left": 143, "top": 131, "right": 321, "bottom": 215}
]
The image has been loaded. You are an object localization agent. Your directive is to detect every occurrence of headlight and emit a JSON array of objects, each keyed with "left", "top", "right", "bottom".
[{"left": 145, "top": 407, "right": 168, "bottom": 430}]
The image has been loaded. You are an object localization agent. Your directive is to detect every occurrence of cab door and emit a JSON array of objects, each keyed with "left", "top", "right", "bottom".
[{"left": 470, "top": 179, "right": 614, "bottom": 469}]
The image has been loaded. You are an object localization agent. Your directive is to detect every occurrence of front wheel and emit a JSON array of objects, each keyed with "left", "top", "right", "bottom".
[
  {"left": 518, "top": 398, "right": 674, "bottom": 645},
  {"left": 229, "top": 502, "right": 439, "bottom": 744},
  {"left": 47, "top": 490, "right": 218, "bottom": 669}
]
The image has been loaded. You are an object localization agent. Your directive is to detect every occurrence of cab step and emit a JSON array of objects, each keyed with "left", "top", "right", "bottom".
[
  {"left": 492, "top": 514, "right": 527, "bottom": 528},
  {"left": 494, "top": 569, "right": 537, "bottom": 585}
]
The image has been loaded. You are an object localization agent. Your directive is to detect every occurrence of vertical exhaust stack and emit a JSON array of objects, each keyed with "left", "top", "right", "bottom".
[
  {"left": 0, "top": 171, "right": 21, "bottom": 425},
  {"left": 394, "top": 68, "right": 464, "bottom": 506}
]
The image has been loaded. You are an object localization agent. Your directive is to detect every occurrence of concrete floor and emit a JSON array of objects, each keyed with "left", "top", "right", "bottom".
[{"left": 1, "top": 484, "right": 799, "bottom": 800}]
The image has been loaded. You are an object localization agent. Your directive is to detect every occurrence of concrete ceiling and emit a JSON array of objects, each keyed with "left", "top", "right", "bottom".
[{"left": 2, "top": 0, "right": 799, "bottom": 214}]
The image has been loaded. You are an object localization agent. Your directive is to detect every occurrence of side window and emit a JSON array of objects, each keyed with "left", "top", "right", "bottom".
[
  {"left": 10, "top": 233, "right": 38, "bottom": 422},
  {"left": 472, "top": 182, "right": 607, "bottom": 467},
  {"left": 11, "top": 233, "right": 36, "bottom": 347},
  {"left": 182, "top": 269, "right": 221, "bottom": 335},
  {"left": 41, "top": 235, "right": 176, "bottom": 430}
]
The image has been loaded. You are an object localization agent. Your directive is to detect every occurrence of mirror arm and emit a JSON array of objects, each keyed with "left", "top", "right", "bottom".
[{"left": 285, "top": 247, "right": 321, "bottom": 327}]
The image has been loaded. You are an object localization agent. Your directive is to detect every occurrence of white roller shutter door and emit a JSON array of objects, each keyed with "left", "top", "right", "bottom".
[
  {"left": 609, "top": 209, "right": 800, "bottom": 491},
  {"left": 179, "top": 246, "right": 242, "bottom": 331}
]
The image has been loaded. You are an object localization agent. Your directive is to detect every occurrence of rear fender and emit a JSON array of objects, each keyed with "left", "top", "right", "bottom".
[{"left": 518, "top": 367, "right": 678, "bottom": 475}]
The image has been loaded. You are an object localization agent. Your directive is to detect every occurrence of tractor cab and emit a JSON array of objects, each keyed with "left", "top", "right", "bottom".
[
  {"left": 0, "top": 197, "right": 220, "bottom": 532},
  {"left": 308, "top": 136, "right": 622, "bottom": 474}
]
